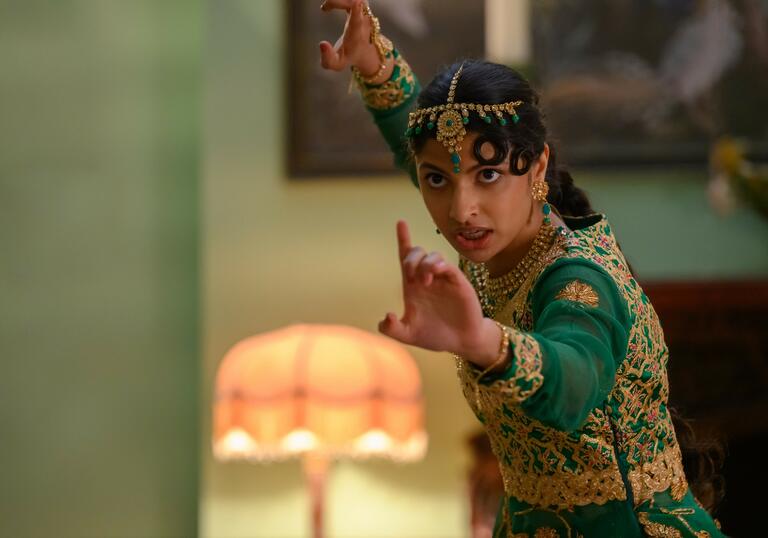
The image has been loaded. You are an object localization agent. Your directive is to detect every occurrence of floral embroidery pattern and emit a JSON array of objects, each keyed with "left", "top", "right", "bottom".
[{"left": 554, "top": 280, "right": 600, "bottom": 307}]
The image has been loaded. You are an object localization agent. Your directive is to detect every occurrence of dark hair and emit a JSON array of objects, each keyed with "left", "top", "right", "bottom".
[
  {"left": 671, "top": 409, "right": 726, "bottom": 514},
  {"left": 409, "top": 60, "right": 593, "bottom": 217}
]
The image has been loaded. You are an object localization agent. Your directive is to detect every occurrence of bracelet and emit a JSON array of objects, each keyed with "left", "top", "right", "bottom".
[
  {"left": 351, "top": 62, "right": 388, "bottom": 86},
  {"left": 364, "top": 4, "right": 394, "bottom": 62},
  {"left": 475, "top": 321, "right": 511, "bottom": 382},
  {"left": 350, "top": 3, "right": 394, "bottom": 85}
]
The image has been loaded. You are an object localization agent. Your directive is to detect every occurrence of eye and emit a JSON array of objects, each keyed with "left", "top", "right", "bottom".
[
  {"left": 478, "top": 169, "right": 502, "bottom": 183},
  {"left": 424, "top": 173, "right": 447, "bottom": 188}
]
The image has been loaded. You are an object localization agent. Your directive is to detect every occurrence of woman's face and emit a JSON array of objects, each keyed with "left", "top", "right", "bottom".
[{"left": 415, "top": 132, "right": 549, "bottom": 265}]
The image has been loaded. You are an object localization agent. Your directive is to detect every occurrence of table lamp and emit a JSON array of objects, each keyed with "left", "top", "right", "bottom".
[{"left": 213, "top": 324, "right": 427, "bottom": 538}]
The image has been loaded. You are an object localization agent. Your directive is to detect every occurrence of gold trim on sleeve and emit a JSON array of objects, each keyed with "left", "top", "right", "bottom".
[
  {"left": 484, "top": 327, "right": 544, "bottom": 403},
  {"left": 354, "top": 51, "right": 416, "bottom": 110}
]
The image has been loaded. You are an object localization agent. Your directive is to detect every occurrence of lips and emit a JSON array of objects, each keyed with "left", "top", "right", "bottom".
[{"left": 455, "top": 228, "right": 493, "bottom": 250}]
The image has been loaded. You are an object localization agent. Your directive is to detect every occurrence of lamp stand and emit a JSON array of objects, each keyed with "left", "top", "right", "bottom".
[{"left": 302, "top": 453, "right": 330, "bottom": 538}]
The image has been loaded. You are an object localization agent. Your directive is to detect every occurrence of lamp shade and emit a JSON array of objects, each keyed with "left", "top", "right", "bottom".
[{"left": 213, "top": 324, "right": 427, "bottom": 462}]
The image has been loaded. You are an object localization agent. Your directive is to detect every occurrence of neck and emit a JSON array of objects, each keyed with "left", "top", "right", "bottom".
[{"left": 485, "top": 213, "right": 544, "bottom": 278}]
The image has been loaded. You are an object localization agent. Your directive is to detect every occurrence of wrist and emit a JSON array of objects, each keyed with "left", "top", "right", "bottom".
[
  {"left": 353, "top": 43, "right": 395, "bottom": 85},
  {"left": 461, "top": 318, "right": 506, "bottom": 370}
]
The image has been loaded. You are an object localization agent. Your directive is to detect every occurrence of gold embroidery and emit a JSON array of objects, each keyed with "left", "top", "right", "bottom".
[
  {"left": 355, "top": 52, "right": 415, "bottom": 110},
  {"left": 638, "top": 507, "right": 714, "bottom": 538},
  {"left": 629, "top": 443, "right": 688, "bottom": 505},
  {"left": 561, "top": 217, "right": 687, "bottom": 504},
  {"left": 473, "top": 327, "right": 544, "bottom": 402},
  {"left": 638, "top": 512, "right": 682, "bottom": 538},
  {"left": 458, "top": 356, "right": 626, "bottom": 509},
  {"left": 456, "top": 216, "right": 688, "bottom": 512},
  {"left": 554, "top": 280, "right": 599, "bottom": 307},
  {"left": 534, "top": 529, "right": 559, "bottom": 538}
]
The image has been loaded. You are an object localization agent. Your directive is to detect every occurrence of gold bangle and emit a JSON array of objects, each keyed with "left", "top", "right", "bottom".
[
  {"left": 351, "top": 3, "right": 394, "bottom": 85},
  {"left": 351, "top": 62, "right": 388, "bottom": 86},
  {"left": 475, "top": 321, "right": 510, "bottom": 382}
]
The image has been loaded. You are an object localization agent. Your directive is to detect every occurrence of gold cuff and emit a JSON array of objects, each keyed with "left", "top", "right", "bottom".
[{"left": 475, "top": 320, "right": 510, "bottom": 382}]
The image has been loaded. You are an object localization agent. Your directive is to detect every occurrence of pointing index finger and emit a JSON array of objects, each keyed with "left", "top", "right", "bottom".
[{"left": 396, "top": 220, "right": 412, "bottom": 261}]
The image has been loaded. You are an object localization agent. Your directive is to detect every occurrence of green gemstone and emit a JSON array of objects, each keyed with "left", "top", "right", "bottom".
[
  {"left": 544, "top": 217, "right": 551, "bottom": 225},
  {"left": 427, "top": 122, "right": 435, "bottom": 130},
  {"left": 451, "top": 153, "right": 460, "bottom": 164},
  {"left": 446, "top": 119, "right": 454, "bottom": 127},
  {"left": 543, "top": 203, "right": 551, "bottom": 215},
  {"left": 453, "top": 167, "right": 461, "bottom": 173},
  {"left": 415, "top": 126, "right": 422, "bottom": 134},
  {"left": 512, "top": 114, "right": 520, "bottom": 124},
  {"left": 500, "top": 118, "right": 508, "bottom": 126},
  {"left": 483, "top": 116, "right": 492, "bottom": 124},
  {"left": 405, "top": 128, "right": 413, "bottom": 137},
  {"left": 462, "top": 117, "right": 469, "bottom": 124}
]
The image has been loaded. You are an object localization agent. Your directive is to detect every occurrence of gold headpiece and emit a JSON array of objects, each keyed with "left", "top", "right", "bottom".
[{"left": 405, "top": 64, "right": 523, "bottom": 173}]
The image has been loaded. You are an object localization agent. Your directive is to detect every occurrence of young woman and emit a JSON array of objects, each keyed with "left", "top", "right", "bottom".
[{"left": 319, "top": 1, "right": 726, "bottom": 536}]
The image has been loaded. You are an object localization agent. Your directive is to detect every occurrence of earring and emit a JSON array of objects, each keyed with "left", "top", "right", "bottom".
[{"left": 531, "top": 179, "right": 552, "bottom": 226}]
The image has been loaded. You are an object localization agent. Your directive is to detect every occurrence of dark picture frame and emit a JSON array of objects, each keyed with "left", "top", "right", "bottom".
[
  {"left": 286, "top": 1, "right": 768, "bottom": 176},
  {"left": 530, "top": 0, "right": 768, "bottom": 167}
]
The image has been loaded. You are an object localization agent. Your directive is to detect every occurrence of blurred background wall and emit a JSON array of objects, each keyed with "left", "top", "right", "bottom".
[
  {"left": 2, "top": 1, "right": 767, "bottom": 538},
  {"left": 0, "top": 2, "right": 201, "bottom": 537}
]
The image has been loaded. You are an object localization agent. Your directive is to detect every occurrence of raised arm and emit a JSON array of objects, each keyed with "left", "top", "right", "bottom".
[{"left": 319, "top": 0, "right": 420, "bottom": 183}]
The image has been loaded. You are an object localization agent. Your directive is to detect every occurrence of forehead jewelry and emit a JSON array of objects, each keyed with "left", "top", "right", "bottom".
[{"left": 405, "top": 64, "right": 523, "bottom": 174}]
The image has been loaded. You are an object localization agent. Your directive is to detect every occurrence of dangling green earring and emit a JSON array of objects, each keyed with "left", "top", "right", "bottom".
[{"left": 542, "top": 202, "right": 552, "bottom": 226}]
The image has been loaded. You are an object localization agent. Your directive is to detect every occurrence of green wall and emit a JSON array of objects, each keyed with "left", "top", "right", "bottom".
[
  {"left": 0, "top": 2, "right": 202, "bottom": 537},
  {"left": 578, "top": 170, "right": 768, "bottom": 280}
]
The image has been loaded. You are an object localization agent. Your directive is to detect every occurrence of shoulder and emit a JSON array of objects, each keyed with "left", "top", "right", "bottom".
[{"left": 532, "top": 217, "right": 632, "bottom": 323}]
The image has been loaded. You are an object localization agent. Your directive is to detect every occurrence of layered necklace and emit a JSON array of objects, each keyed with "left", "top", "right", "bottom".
[{"left": 467, "top": 223, "right": 565, "bottom": 319}]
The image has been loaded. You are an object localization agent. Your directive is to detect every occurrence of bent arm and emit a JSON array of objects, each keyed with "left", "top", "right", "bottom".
[
  {"left": 469, "top": 259, "right": 631, "bottom": 431},
  {"left": 354, "top": 48, "right": 421, "bottom": 185}
]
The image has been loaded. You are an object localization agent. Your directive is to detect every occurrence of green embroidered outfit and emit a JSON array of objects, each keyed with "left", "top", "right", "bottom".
[{"left": 355, "top": 52, "right": 726, "bottom": 538}]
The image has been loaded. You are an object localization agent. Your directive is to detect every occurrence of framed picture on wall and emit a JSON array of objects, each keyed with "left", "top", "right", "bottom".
[
  {"left": 530, "top": 0, "right": 768, "bottom": 166},
  {"left": 286, "top": 0, "right": 485, "bottom": 177}
]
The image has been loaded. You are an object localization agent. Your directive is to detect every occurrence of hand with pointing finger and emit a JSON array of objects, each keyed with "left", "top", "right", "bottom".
[{"left": 378, "top": 221, "right": 502, "bottom": 367}]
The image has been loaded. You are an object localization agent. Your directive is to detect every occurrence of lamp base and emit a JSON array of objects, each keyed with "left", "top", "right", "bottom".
[{"left": 303, "top": 453, "right": 330, "bottom": 538}]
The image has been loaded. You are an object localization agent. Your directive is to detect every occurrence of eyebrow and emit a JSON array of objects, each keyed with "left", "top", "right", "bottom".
[{"left": 418, "top": 161, "right": 486, "bottom": 175}]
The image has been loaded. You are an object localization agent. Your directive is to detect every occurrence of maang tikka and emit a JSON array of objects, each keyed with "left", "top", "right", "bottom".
[{"left": 405, "top": 63, "right": 523, "bottom": 174}]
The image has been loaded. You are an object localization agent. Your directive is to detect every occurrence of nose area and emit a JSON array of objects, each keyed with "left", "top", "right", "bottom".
[{"left": 448, "top": 181, "right": 478, "bottom": 223}]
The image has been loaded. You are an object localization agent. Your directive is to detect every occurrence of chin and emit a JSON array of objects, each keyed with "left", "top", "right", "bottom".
[{"left": 451, "top": 245, "right": 495, "bottom": 264}]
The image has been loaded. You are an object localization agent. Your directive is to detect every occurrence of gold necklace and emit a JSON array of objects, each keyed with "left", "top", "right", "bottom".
[{"left": 468, "top": 223, "right": 563, "bottom": 318}]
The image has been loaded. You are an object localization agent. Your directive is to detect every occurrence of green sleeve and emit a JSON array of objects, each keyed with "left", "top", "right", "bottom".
[
  {"left": 478, "top": 259, "right": 631, "bottom": 432},
  {"left": 355, "top": 49, "right": 421, "bottom": 186}
]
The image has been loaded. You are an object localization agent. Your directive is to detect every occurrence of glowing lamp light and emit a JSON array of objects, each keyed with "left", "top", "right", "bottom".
[{"left": 212, "top": 324, "right": 427, "bottom": 538}]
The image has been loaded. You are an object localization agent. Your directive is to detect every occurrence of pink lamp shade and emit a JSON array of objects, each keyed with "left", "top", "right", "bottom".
[{"left": 213, "top": 324, "right": 427, "bottom": 462}]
